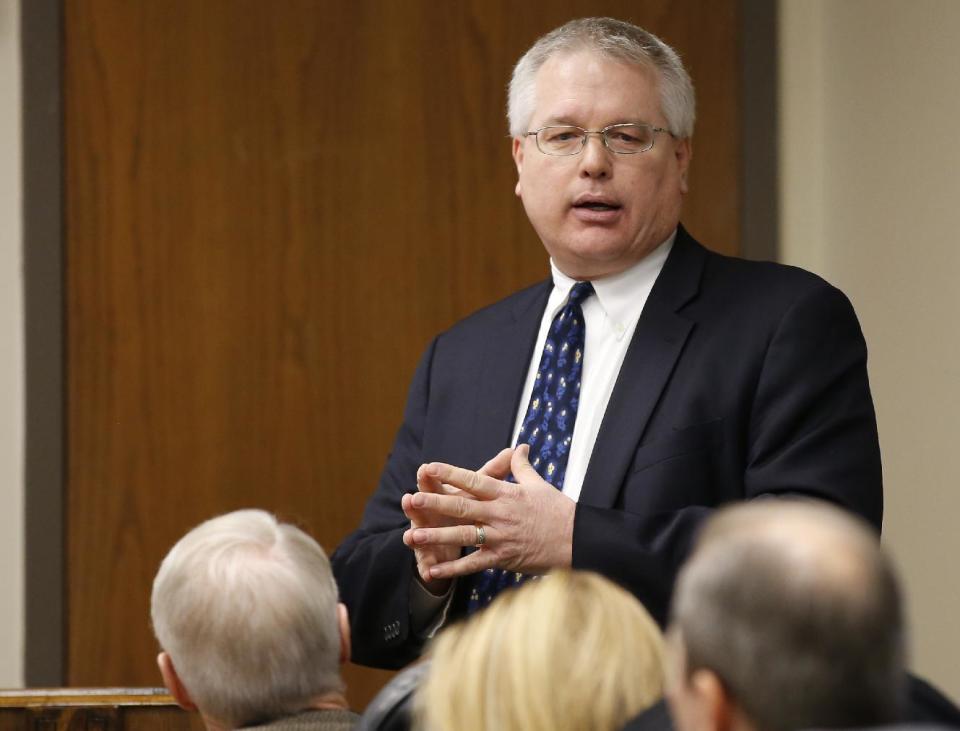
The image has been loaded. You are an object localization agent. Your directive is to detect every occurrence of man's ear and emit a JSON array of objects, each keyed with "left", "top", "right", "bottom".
[
  {"left": 690, "top": 668, "right": 734, "bottom": 731},
  {"left": 675, "top": 137, "right": 692, "bottom": 194},
  {"left": 512, "top": 136, "right": 525, "bottom": 197},
  {"left": 158, "top": 651, "right": 198, "bottom": 712},
  {"left": 337, "top": 602, "right": 351, "bottom": 665}
]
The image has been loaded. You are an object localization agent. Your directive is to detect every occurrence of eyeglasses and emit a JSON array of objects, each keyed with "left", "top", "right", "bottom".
[{"left": 525, "top": 123, "right": 673, "bottom": 156}]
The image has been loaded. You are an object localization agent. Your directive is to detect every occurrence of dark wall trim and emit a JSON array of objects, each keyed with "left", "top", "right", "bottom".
[
  {"left": 22, "top": 0, "right": 64, "bottom": 686},
  {"left": 740, "top": 0, "right": 779, "bottom": 261}
]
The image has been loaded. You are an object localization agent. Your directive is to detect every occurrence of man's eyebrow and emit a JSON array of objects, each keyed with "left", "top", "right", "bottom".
[
  {"left": 540, "top": 115, "right": 582, "bottom": 127},
  {"left": 538, "top": 116, "right": 651, "bottom": 128}
]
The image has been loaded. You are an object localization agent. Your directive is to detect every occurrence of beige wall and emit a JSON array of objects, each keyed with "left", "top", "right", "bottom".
[
  {"left": 0, "top": 0, "right": 24, "bottom": 687},
  {"left": 780, "top": 0, "right": 960, "bottom": 698}
]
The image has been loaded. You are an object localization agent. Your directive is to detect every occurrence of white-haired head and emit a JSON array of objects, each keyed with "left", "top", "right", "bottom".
[
  {"left": 507, "top": 17, "right": 695, "bottom": 139},
  {"left": 151, "top": 509, "right": 344, "bottom": 728}
]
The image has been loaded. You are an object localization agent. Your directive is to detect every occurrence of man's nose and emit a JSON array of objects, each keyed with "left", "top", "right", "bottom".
[{"left": 578, "top": 133, "right": 612, "bottom": 178}]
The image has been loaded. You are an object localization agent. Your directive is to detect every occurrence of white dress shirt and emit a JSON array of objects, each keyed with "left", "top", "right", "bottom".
[{"left": 511, "top": 231, "right": 674, "bottom": 501}]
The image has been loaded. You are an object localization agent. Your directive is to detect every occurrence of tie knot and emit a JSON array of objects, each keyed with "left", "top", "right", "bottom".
[{"left": 567, "top": 281, "right": 594, "bottom": 307}]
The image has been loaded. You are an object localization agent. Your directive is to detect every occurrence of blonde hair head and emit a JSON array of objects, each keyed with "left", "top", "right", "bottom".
[{"left": 417, "top": 570, "right": 664, "bottom": 731}]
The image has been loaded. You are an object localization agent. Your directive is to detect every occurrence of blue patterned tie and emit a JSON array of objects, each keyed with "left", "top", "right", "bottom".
[{"left": 467, "top": 281, "right": 594, "bottom": 612}]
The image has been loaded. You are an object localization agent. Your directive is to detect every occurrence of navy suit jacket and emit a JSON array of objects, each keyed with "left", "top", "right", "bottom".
[{"left": 332, "top": 226, "right": 883, "bottom": 668}]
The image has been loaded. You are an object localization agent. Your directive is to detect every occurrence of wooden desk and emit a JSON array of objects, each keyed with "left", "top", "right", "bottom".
[{"left": 0, "top": 689, "right": 204, "bottom": 731}]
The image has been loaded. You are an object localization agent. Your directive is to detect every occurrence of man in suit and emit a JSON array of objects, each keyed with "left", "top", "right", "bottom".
[
  {"left": 665, "top": 500, "right": 904, "bottom": 731},
  {"left": 332, "top": 17, "right": 881, "bottom": 669}
]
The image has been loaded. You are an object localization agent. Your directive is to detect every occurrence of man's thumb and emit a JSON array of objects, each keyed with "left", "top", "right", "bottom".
[{"left": 511, "top": 443, "right": 537, "bottom": 478}]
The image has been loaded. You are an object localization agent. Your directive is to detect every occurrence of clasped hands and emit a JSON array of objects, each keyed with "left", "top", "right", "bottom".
[{"left": 401, "top": 444, "right": 576, "bottom": 592}]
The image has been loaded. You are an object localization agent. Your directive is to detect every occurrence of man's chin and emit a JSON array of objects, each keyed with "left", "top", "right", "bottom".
[{"left": 548, "top": 240, "right": 645, "bottom": 280}]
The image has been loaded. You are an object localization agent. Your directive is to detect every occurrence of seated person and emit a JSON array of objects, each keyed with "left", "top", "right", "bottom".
[
  {"left": 416, "top": 569, "right": 664, "bottom": 731},
  {"left": 151, "top": 509, "right": 358, "bottom": 731},
  {"left": 666, "top": 499, "right": 906, "bottom": 731},
  {"left": 355, "top": 662, "right": 430, "bottom": 731}
]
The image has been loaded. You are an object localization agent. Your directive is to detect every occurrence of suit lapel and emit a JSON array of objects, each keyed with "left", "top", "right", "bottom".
[
  {"left": 579, "top": 228, "right": 706, "bottom": 509},
  {"left": 469, "top": 280, "right": 552, "bottom": 467}
]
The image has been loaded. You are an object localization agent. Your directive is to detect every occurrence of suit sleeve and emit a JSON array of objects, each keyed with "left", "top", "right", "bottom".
[
  {"left": 572, "top": 283, "right": 882, "bottom": 625},
  {"left": 331, "top": 337, "right": 438, "bottom": 669}
]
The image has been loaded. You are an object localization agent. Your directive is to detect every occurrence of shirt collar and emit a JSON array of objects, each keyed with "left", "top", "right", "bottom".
[{"left": 548, "top": 230, "right": 676, "bottom": 338}]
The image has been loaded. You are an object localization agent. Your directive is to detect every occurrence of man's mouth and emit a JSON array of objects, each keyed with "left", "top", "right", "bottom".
[
  {"left": 572, "top": 194, "right": 622, "bottom": 213},
  {"left": 574, "top": 201, "right": 621, "bottom": 212}
]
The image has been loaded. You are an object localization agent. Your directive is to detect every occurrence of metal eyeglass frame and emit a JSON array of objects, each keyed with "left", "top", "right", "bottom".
[{"left": 524, "top": 123, "right": 674, "bottom": 156}]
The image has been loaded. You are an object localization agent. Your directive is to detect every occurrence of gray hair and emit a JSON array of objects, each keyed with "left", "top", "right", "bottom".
[
  {"left": 507, "top": 17, "right": 695, "bottom": 139},
  {"left": 151, "top": 509, "right": 342, "bottom": 728},
  {"left": 671, "top": 500, "right": 906, "bottom": 731}
]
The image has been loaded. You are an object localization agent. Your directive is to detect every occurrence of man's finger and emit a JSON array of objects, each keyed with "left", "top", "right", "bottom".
[
  {"left": 410, "top": 491, "right": 488, "bottom": 522},
  {"left": 401, "top": 493, "right": 418, "bottom": 522},
  {"left": 510, "top": 443, "right": 542, "bottom": 484},
  {"left": 401, "top": 493, "right": 429, "bottom": 524},
  {"left": 403, "top": 491, "right": 465, "bottom": 526},
  {"left": 439, "top": 482, "right": 472, "bottom": 497},
  {"left": 410, "top": 524, "right": 485, "bottom": 548},
  {"left": 478, "top": 447, "right": 514, "bottom": 480},
  {"left": 416, "top": 463, "right": 445, "bottom": 493},
  {"left": 402, "top": 527, "right": 423, "bottom": 548},
  {"left": 422, "top": 463, "right": 500, "bottom": 499},
  {"left": 428, "top": 549, "right": 498, "bottom": 580},
  {"left": 413, "top": 550, "right": 438, "bottom": 583}
]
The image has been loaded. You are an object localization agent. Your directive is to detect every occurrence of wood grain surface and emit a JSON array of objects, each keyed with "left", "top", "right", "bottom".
[
  {"left": 0, "top": 688, "right": 204, "bottom": 731},
  {"left": 65, "top": 0, "right": 739, "bottom": 709}
]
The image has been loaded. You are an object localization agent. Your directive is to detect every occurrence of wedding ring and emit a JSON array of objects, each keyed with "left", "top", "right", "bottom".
[{"left": 474, "top": 524, "right": 486, "bottom": 547}]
